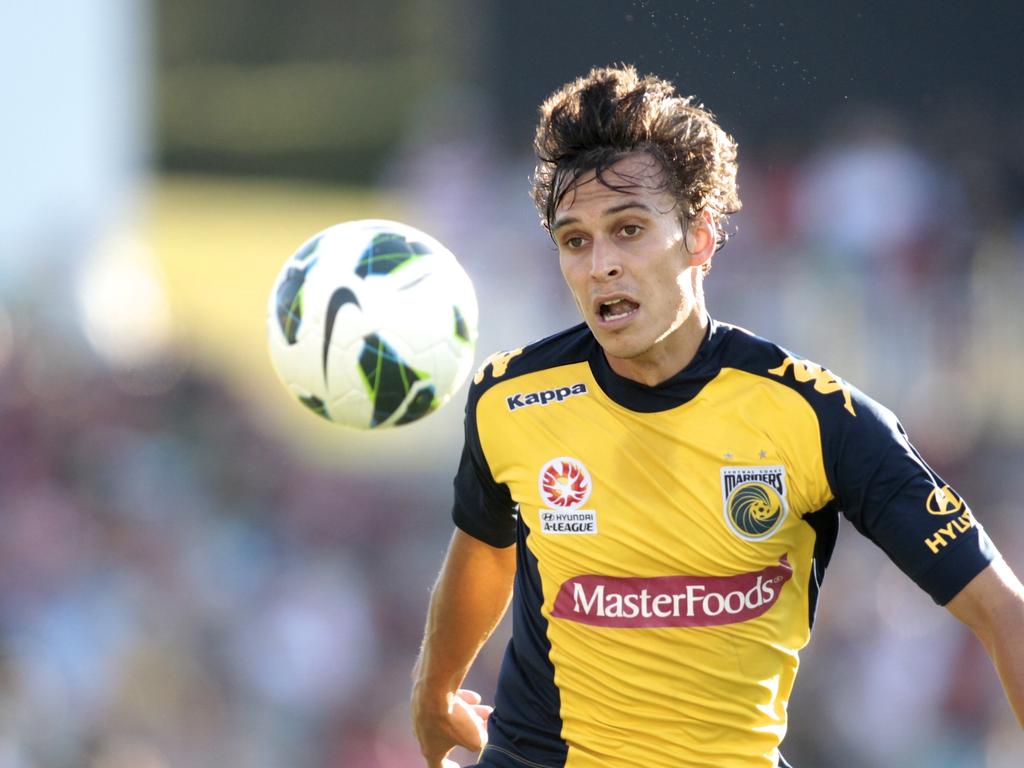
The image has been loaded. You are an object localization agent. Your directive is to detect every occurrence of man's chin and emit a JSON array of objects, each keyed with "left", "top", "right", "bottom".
[
  {"left": 586, "top": 314, "right": 655, "bottom": 354},
  {"left": 591, "top": 331, "right": 644, "bottom": 362}
]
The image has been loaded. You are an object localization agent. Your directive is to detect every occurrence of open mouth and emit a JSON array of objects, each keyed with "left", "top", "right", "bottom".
[{"left": 598, "top": 298, "right": 640, "bottom": 322}]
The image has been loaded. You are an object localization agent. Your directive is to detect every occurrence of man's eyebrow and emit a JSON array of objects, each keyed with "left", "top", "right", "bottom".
[{"left": 551, "top": 202, "right": 655, "bottom": 232}]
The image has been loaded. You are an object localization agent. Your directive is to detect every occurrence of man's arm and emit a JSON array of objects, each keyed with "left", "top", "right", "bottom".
[
  {"left": 945, "top": 557, "right": 1024, "bottom": 727},
  {"left": 411, "top": 528, "right": 517, "bottom": 767}
]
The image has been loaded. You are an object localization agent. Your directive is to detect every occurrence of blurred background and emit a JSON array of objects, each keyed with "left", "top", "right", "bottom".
[{"left": 1, "top": 1, "right": 1023, "bottom": 766}]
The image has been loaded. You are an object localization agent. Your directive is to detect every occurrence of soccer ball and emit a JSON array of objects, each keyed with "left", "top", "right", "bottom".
[{"left": 267, "top": 219, "right": 479, "bottom": 429}]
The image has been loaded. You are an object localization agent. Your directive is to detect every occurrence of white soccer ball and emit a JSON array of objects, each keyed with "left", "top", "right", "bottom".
[{"left": 267, "top": 219, "right": 479, "bottom": 429}]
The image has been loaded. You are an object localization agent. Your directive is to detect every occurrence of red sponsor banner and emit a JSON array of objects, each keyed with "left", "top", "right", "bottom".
[{"left": 551, "top": 556, "right": 793, "bottom": 628}]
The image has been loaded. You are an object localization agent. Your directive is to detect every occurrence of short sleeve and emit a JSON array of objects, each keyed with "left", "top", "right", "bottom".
[
  {"left": 451, "top": 393, "right": 518, "bottom": 548},
  {"left": 823, "top": 389, "right": 997, "bottom": 605}
]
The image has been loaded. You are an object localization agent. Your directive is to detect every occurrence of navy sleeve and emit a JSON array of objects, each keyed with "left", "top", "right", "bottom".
[
  {"left": 451, "top": 391, "right": 518, "bottom": 548},
  {"left": 822, "top": 387, "right": 997, "bottom": 605}
]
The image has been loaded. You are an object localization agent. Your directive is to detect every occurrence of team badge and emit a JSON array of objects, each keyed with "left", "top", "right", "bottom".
[
  {"left": 538, "top": 457, "right": 597, "bottom": 535},
  {"left": 721, "top": 465, "right": 788, "bottom": 541}
]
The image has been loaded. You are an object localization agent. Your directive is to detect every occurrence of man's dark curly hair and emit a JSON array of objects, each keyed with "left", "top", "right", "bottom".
[{"left": 531, "top": 64, "right": 741, "bottom": 250}]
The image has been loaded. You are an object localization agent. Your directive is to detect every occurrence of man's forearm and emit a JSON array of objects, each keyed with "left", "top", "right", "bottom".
[
  {"left": 973, "top": 560, "right": 1024, "bottom": 727},
  {"left": 947, "top": 558, "right": 1024, "bottom": 727},
  {"left": 413, "top": 528, "right": 517, "bottom": 697},
  {"left": 986, "top": 621, "right": 1024, "bottom": 727},
  {"left": 411, "top": 529, "right": 517, "bottom": 765}
]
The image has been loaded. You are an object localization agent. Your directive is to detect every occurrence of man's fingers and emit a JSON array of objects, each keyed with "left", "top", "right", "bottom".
[
  {"left": 450, "top": 695, "right": 489, "bottom": 750},
  {"left": 454, "top": 688, "right": 482, "bottom": 706},
  {"left": 416, "top": 690, "right": 489, "bottom": 765}
]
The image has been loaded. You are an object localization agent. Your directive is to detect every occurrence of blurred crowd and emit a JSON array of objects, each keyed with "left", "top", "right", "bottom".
[
  {"left": 2, "top": 99, "right": 1024, "bottom": 768},
  {"left": 0, "top": 329, "right": 453, "bottom": 767}
]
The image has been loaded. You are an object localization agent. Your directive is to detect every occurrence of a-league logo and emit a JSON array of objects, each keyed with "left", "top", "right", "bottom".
[
  {"left": 539, "top": 457, "right": 592, "bottom": 509},
  {"left": 537, "top": 458, "right": 597, "bottom": 535}
]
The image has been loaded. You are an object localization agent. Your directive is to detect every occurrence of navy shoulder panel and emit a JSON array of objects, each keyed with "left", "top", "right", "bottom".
[
  {"left": 453, "top": 324, "right": 593, "bottom": 548},
  {"left": 715, "top": 323, "right": 919, "bottom": 511},
  {"left": 714, "top": 322, "right": 860, "bottom": 419},
  {"left": 467, "top": 322, "right": 594, "bottom": 405},
  {"left": 714, "top": 321, "right": 995, "bottom": 604}
]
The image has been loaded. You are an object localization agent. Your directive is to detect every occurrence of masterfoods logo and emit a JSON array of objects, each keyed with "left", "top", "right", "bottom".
[{"left": 551, "top": 556, "right": 793, "bottom": 628}]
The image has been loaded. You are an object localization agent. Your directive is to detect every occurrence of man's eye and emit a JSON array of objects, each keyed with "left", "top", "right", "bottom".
[
  {"left": 621, "top": 224, "right": 642, "bottom": 237},
  {"left": 564, "top": 236, "right": 585, "bottom": 249}
]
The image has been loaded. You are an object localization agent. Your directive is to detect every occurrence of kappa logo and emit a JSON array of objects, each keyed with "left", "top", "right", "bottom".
[
  {"left": 507, "top": 383, "right": 587, "bottom": 411},
  {"left": 473, "top": 348, "right": 523, "bottom": 384},
  {"left": 721, "top": 466, "right": 789, "bottom": 542},
  {"left": 926, "top": 485, "right": 964, "bottom": 516},
  {"left": 768, "top": 356, "right": 856, "bottom": 416}
]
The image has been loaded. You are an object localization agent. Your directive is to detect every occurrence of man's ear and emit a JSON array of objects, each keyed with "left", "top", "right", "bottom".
[{"left": 684, "top": 209, "right": 717, "bottom": 268}]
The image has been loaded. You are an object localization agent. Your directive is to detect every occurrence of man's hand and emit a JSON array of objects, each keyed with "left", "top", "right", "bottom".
[{"left": 412, "top": 686, "right": 493, "bottom": 768}]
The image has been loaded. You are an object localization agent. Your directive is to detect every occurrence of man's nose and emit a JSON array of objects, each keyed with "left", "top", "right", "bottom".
[{"left": 590, "top": 237, "right": 622, "bottom": 280}]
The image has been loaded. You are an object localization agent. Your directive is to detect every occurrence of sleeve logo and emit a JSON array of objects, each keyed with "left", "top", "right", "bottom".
[
  {"left": 924, "top": 509, "right": 975, "bottom": 555},
  {"left": 922, "top": 484, "right": 975, "bottom": 555},
  {"left": 925, "top": 484, "right": 964, "bottom": 516},
  {"left": 768, "top": 356, "right": 856, "bottom": 416}
]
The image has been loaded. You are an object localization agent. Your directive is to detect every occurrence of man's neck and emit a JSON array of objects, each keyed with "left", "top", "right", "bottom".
[{"left": 604, "top": 310, "right": 710, "bottom": 387}]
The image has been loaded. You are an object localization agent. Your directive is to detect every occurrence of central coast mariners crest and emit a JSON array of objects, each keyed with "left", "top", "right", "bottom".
[{"left": 721, "top": 465, "right": 788, "bottom": 541}]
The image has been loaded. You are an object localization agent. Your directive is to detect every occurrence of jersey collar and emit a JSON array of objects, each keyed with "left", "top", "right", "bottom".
[{"left": 587, "top": 316, "right": 728, "bottom": 412}]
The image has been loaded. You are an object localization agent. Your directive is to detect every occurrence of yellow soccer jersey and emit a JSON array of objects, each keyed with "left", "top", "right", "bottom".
[{"left": 452, "top": 318, "right": 996, "bottom": 768}]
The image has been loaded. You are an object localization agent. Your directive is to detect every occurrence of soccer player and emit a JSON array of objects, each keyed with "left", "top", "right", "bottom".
[{"left": 410, "top": 65, "right": 1024, "bottom": 768}]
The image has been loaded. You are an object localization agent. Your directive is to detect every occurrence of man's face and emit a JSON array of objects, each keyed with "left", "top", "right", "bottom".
[{"left": 552, "top": 153, "right": 703, "bottom": 375}]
